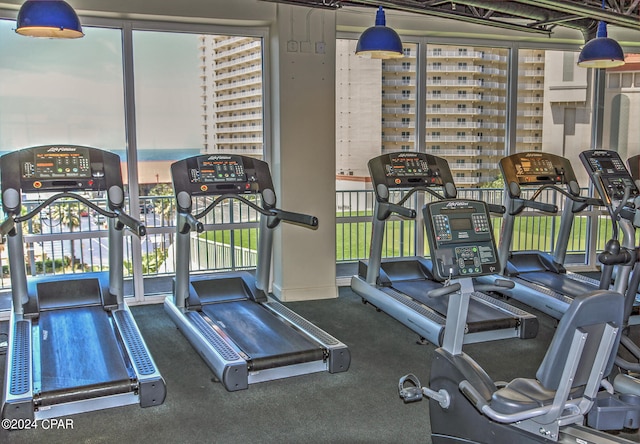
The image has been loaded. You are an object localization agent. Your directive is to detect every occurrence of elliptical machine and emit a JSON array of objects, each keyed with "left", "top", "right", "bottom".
[{"left": 397, "top": 197, "right": 632, "bottom": 443}]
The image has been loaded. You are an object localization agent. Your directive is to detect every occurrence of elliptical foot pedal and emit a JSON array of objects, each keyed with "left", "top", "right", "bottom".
[{"left": 398, "top": 374, "right": 423, "bottom": 403}]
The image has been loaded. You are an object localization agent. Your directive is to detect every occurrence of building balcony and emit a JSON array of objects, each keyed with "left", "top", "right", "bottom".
[
  {"left": 426, "top": 50, "right": 508, "bottom": 63},
  {"left": 214, "top": 52, "right": 262, "bottom": 70},
  {"left": 216, "top": 102, "right": 263, "bottom": 113},
  {"left": 215, "top": 76, "right": 262, "bottom": 92},
  {"left": 425, "top": 135, "right": 505, "bottom": 143},
  {"left": 426, "top": 93, "right": 505, "bottom": 102},
  {"left": 214, "top": 65, "right": 262, "bottom": 81},
  {"left": 425, "top": 149, "right": 503, "bottom": 156},
  {"left": 426, "top": 121, "right": 505, "bottom": 130},
  {"left": 216, "top": 113, "right": 263, "bottom": 123}
]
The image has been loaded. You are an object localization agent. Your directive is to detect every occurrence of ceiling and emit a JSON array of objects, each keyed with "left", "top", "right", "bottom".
[{"left": 259, "top": 0, "right": 640, "bottom": 40}]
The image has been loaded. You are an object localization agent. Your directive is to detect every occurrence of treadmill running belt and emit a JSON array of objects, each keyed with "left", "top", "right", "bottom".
[
  {"left": 518, "top": 271, "right": 598, "bottom": 298},
  {"left": 201, "top": 300, "right": 324, "bottom": 367},
  {"left": 38, "top": 306, "right": 132, "bottom": 394},
  {"left": 392, "top": 280, "right": 517, "bottom": 327}
]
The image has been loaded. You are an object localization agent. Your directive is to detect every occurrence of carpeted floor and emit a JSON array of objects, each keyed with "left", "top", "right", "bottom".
[{"left": 0, "top": 286, "right": 639, "bottom": 443}]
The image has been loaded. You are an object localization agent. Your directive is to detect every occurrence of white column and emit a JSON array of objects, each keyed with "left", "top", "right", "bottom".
[{"left": 270, "top": 5, "right": 338, "bottom": 301}]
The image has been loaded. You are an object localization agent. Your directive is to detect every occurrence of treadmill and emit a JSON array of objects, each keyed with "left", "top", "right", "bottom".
[
  {"left": 493, "top": 150, "right": 639, "bottom": 321},
  {"left": 350, "top": 152, "right": 538, "bottom": 346},
  {"left": 1, "top": 145, "right": 166, "bottom": 422},
  {"left": 163, "top": 154, "right": 350, "bottom": 391}
]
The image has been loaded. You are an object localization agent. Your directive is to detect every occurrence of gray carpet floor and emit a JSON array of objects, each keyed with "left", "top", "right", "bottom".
[{"left": 0, "top": 286, "right": 639, "bottom": 443}]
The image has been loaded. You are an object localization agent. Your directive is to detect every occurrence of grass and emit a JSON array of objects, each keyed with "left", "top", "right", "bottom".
[{"left": 199, "top": 213, "right": 622, "bottom": 262}]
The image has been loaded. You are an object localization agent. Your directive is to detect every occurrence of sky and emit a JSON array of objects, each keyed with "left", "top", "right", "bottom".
[{"left": 0, "top": 20, "right": 202, "bottom": 151}]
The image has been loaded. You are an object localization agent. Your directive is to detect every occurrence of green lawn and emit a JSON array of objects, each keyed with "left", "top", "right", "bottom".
[{"left": 201, "top": 213, "right": 621, "bottom": 262}]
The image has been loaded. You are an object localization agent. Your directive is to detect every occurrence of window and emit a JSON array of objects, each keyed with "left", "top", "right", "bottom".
[
  {"left": 336, "top": 40, "right": 417, "bottom": 181},
  {"left": 426, "top": 43, "right": 508, "bottom": 186},
  {"left": 0, "top": 23, "right": 125, "bottom": 151}
]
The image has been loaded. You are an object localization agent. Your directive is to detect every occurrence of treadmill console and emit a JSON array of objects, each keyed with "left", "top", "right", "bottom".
[
  {"left": 368, "top": 152, "right": 455, "bottom": 201},
  {"left": 171, "top": 154, "right": 275, "bottom": 198},
  {"left": 500, "top": 152, "right": 576, "bottom": 193},
  {"left": 423, "top": 199, "right": 499, "bottom": 281},
  {"left": 580, "top": 150, "right": 639, "bottom": 201},
  {"left": 1, "top": 145, "right": 123, "bottom": 213}
]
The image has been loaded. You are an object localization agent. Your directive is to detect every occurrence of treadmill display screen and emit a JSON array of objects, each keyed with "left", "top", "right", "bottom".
[
  {"left": 450, "top": 217, "right": 472, "bottom": 231},
  {"left": 386, "top": 155, "right": 431, "bottom": 177},
  {"left": 197, "top": 156, "right": 247, "bottom": 183},
  {"left": 25, "top": 147, "right": 91, "bottom": 179},
  {"left": 515, "top": 157, "right": 556, "bottom": 176}
]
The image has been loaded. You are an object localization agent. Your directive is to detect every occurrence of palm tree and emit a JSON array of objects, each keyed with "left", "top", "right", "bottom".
[{"left": 50, "top": 201, "right": 81, "bottom": 270}]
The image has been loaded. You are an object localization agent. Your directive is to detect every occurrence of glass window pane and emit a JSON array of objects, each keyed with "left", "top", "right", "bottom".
[
  {"left": 426, "top": 44, "right": 508, "bottom": 186},
  {"left": 0, "top": 21, "right": 125, "bottom": 149},
  {"left": 0, "top": 21, "right": 127, "bottom": 287},
  {"left": 132, "top": 31, "right": 265, "bottom": 291},
  {"left": 516, "top": 49, "right": 589, "bottom": 181}
]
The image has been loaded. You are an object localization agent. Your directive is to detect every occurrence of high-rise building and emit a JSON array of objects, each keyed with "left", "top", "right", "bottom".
[{"left": 200, "top": 35, "right": 263, "bottom": 157}]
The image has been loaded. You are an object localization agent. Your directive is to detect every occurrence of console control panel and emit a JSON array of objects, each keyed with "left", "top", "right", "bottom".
[
  {"left": 172, "top": 154, "right": 274, "bottom": 198},
  {"left": 499, "top": 152, "right": 575, "bottom": 187},
  {"left": 1, "top": 145, "right": 122, "bottom": 195},
  {"left": 368, "top": 152, "right": 455, "bottom": 193},
  {"left": 580, "top": 150, "right": 639, "bottom": 201},
  {"left": 424, "top": 199, "right": 499, "bottom": 281}
]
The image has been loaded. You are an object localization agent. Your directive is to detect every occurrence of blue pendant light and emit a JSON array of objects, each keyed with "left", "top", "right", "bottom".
[
  {"left": 355, "top": 6, "right": 403, "bottom": 59},
  {"left": 16, "top": 0, "right": 83, "bottom": 39},
  {"left": 577, "top": 1, "right": 624, "bottom": 68}
]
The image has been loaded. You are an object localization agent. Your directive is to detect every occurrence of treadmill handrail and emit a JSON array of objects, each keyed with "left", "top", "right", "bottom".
[
  {"left": 14, "top": 191, "right": 118, "bottom": 222},
  {"left": 509, "top": 183, "right": 603, "bottom": 216},
  {"left": 10, "top": 191, "right": 146, "bottom": 238},
  {"left": 194, "top": 193, "right": 272, "bottom": 220},
  {"left": 193, "top": 193, "right": 318, "bottom": 229}
]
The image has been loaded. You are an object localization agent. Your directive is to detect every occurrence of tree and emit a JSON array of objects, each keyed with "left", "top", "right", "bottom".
[
  {"left": 50, "top": 201, "right": 82, "bottom": 270},
  {"left": 148, "top": 183, "right": 175, "bottom": 224},
  {"left": 481, "top": 173, "right": 504, "bottom": 189}
]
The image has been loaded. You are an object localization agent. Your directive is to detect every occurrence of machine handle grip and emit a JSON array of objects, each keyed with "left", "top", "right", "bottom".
[
  {"left": 116, "top": 210, "right": 146, "bottom": 237},
  {"left": 0, "top": 217, "right": 16, "bottom": 238},
  {"left": 583, "top": 197, "right": 603, "bottom": 207},
  {"left": 185, "top": 213, "right": 204, "bottom": 233},
  {"left": 389, "top": 203, "right": 416, "bottom": 219},
  {"left": 525, "top": 200, "right": 557, "bottom": 213},
  {"left": 474, "top": 279, "right": 515, "bottom": 294},
  {"left": 271, "top": 209, "right": 318, "bottom": 228},
  {"left": 459, "top": 380, "right": 489, "bottom": 412},
  {"left": 487, "top": 204, "right": 505, "bottom": 215},
  {"left": 427, "top": 282, "right": 461, "bottom": 298}
]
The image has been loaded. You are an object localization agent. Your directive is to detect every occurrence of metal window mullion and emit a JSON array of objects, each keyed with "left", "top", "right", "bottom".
[
  {"left": 122, "top": 21, "right": 145, "bottom": 302},
  {"left": 414, "top": 39, "right": 427, "bottom": 257},
  {"left": 506, "top": 44, "right": 519, "bottom": 156}
]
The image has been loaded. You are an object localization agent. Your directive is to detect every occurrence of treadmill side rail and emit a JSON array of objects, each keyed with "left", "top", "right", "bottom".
[
  {"left": 164, "top": 297, "right": 249, "bottom": 391},
  {"left": 112, "top": 306, "right": 167, "bottom": 407},
  {"left": 2, "top": 316, "right": 34, "bottom": 421},
  {"left": 263, "top": 300, "right": 351, "bottom": 373}
]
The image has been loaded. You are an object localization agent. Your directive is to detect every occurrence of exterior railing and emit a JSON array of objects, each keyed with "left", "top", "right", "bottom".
[{"left": 0, "top": 188, "right": 617, "bottom": 289}]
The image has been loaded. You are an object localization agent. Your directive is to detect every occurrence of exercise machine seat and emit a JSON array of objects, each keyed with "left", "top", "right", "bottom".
[{"left": 488, "top": 290, "right": 623, "bottom": 417}]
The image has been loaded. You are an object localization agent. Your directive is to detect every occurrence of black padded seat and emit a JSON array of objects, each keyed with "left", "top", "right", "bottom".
[
  {"left": 491, "top": 378, "right": 583, "bottom": 414},
  {"left": 487, "top": 290, "right": 623, "bottom": 417}
]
